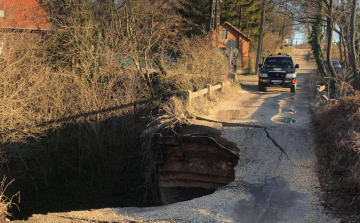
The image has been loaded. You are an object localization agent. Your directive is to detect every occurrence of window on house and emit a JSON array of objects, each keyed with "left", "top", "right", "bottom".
[
  {"left": 221, "top": 29, "right": 228, "bottom": 40},
  {"left": 0, "top": 10, "right": 5, "bottom": 18}
]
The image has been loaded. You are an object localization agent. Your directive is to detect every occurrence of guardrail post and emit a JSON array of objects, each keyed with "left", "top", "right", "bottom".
[
  {"left": 220, "top": 81, "right": 225, "bottom": 93},
  {"left": 206, "top": 84, "right": 211, "bottom": 100},
  {"left": 183, "top": 90, "right": 192, "bottom": 108}
]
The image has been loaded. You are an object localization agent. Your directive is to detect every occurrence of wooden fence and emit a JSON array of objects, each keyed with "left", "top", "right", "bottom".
[
  {"left": 182, "top": 81, "right": 230, "bottom": 108},
  {"left": 316, "top": 85, "right": 330, "bottom": 101}
]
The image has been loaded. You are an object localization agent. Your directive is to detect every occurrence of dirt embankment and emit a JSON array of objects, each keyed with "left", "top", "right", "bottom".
[{"left": 315, "top": 91, "right": 360, "bottom": 222}]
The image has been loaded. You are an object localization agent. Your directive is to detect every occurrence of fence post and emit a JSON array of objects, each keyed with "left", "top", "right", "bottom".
[
  {"left": 206, "top": 84, "right": 211, "bottom": 100},
  {"left": 220, "top": 81, "right": 225, "bottom": 93},
  {"left": 183, "top": 90, "right": 192, "bottom": 108}
]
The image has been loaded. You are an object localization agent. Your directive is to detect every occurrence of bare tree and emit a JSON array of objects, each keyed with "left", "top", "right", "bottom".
[
  {"left": 324, "top": 0, "right": 338, "bottom": 78},
  {"left": 349, "top": 0, "right": 359, "bottom": 88}
]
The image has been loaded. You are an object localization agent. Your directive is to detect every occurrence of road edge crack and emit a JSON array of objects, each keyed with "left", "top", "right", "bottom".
[
  {"left": 264, "top": 128, "right": 290, "bottom": 160},
  {"left": 195, "top": 116, "right": 290, "bottom": 160}
]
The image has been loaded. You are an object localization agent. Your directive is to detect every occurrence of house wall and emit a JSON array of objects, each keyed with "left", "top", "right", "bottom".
[
  {"left": 218, "top": 25, "right": 238, "bottom": 49},
  {"left": 212, "top": 24, "right": 250, "bottom": 69},
  {"left": 238, "top": 34, "right": 250, "bottom": 69},
  {"left": 0, "top": 0, "right": 50, "bottom": 30}
]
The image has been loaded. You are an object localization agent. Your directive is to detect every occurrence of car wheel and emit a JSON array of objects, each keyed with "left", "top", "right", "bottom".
[{"left": 258, "top": 83, "right": 265, "bottom": 92}]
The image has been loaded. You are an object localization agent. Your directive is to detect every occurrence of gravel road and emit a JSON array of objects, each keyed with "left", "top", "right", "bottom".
[{"left": 24, "top": 48, "right": 339, "bottom": 223}]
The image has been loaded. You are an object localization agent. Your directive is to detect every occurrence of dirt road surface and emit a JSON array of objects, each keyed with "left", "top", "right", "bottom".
[{"left": 21, "top": 48, "right": 339, "bottom": 223}]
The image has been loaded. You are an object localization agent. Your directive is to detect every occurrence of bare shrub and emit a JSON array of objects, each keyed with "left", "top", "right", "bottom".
[
  {"left": 173, "top": 33, "right": 229, "bottom": 91},
  {"left": 0, "top": 0, "right": 232, "bottom": 214},
  {"left": 316, "top": 91, "right": 360, "bottom": 209},
  {"left": 0, "top": 30, "right": 153, "bottom": 210},
  {"left": 0, "top": 31, "right": 148, "bottom": 143},
  {"left": 0, "top": 177, "right": 19, "bottom": 221},
  {"left": 336, "top": 67, "right": 355, "bottom": 99},
  {"left": 262, "top": 32, "right": 282, "bottom": 55}
]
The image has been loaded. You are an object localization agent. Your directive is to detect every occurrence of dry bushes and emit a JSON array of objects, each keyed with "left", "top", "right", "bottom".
[
  {"left": 169, "top": 34, "right": 229, "bottom": 91},
  {"left": 0, "top": 1, "right": 231, "bottom": 215},
  {"left": 316, "top": 90, "right": 360, "bottom": 207},
  {"left": 0, "top": 177, "right": 19, "bottom": 221},
  {"left": 0, "top": 31, "right": 154, "bottom": 213},
  {"left": 0, "top": 32, "right": 149, "bottom": 143},
  {"left": 262, "top": 32, "right": 282, "bottom": 55},
  {"left": 0, "top": 28, "right": 231, "bottom": 215}
]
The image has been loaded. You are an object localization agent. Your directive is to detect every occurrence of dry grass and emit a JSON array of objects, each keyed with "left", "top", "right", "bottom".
[
  {"left": 171, "top": 34, "right": 229, "bottom": 91},
  {"left": 0, "top": 31, "right": 154, "bottom": 210},
  {"left": 0, "top": 177, "right": 19, "bottom": 221},
  {"left": 315, "top": 90, "right": 360, "bottom": 215}
]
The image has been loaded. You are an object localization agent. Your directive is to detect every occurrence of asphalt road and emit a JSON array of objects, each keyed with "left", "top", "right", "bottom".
[
  {"left": 22, "top": 48, "right": 339, "bottom": 223},
  {"left": 111, "top": 48, "right": 337, "bottom": 222},
  {"left": 215, "top": 48, "right": 339, "bottom": 222}
]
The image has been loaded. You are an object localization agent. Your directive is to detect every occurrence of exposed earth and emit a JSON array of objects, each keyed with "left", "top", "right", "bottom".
[{"left": 15, "top": 48, "right": 341, "bottom": 222}]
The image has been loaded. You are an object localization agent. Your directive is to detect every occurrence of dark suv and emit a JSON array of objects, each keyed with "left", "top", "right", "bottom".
[{"left": 258, "top": 54, "right": 299, "bottom": 93}]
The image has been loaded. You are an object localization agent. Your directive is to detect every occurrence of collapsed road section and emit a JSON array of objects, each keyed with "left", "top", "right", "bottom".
[
  {"left": 149, "top": 118, "right": 289, "bottom": 205},
  {"left": 153, "top": 124, "right": 239, "bottom": 204}
]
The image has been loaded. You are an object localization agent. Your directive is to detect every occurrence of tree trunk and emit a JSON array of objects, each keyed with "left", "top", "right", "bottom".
[
  {"left": 350, "top": 0, "right": 359, "bottom": 89},
  {"left": 255, "top": 0, "right": 265, "bottom": 75},
  {"left": 326, "top": 16, "right": 337, "bottom": 78},
  {"left": 326, "top": 0, "right": 337, "bottom": 78},
  {"left": 308, "top": 1, "right": 326, "bottom": 77},
  {"left": 238, "top": 6, "right": 242, "bottom": 30},
  {"left": 339, "top": 27, "right": 343, "bottom": 63}
]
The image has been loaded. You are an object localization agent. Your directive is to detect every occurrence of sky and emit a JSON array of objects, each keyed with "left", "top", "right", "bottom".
[
  {"left": 293, "top": 32, "right": 306, "bottom": 45},
  {"left": 292, "top": 23, "right": 341, "bottom": 46}
]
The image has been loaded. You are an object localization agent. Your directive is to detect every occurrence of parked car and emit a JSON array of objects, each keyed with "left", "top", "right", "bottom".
[
  {"left": 258, "top": 54, "right": 299, "bottom": 93},
  {"left": 323, "top": 60, "right": 342, "bottom": 73}
]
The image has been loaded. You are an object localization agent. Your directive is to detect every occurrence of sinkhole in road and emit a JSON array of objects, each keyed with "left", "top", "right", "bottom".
[{"left": 154, "top": 125, "right": 239, "bottom": 205}]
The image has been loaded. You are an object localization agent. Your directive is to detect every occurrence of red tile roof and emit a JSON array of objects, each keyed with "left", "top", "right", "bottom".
[{"left": 0, "top": 0, "right": 50, "bottom": 30}]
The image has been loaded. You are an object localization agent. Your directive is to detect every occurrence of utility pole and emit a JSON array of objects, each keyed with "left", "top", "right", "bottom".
[
  {"left": 255, "top": 0, "right": 265, "bottom": 75},
  {"left": 210, "top": 0, "right": 216, "bottom": 35},
  {"left": 210, "top": 0, "right": 221, "bottom": 47},
  {"left": 216, "top": 0, "right": 221, "bottom": 47},
  {"left": 238, "top": 6, "right": 242, "bottom": 29}
]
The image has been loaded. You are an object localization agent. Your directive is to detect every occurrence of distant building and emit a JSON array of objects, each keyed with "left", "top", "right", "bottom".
[{"left": 213, "top": 22, "right": 251, "bottom": 70}]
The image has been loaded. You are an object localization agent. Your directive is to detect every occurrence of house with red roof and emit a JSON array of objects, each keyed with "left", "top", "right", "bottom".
[
  {"left": 0, "top": 0, "right": 50, "bottom": 31},
  {"left": 0, "top": 0, "right": 50, "bottom": 54},
  {"left": 212, "top": 22, "right": 251, "bottom": 72}
]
